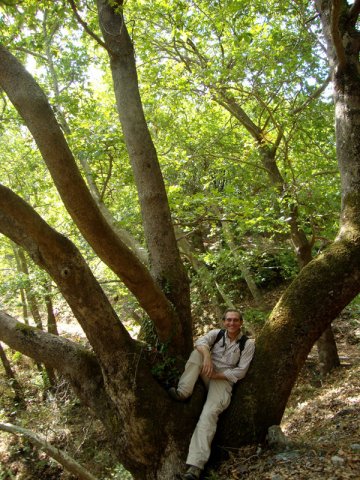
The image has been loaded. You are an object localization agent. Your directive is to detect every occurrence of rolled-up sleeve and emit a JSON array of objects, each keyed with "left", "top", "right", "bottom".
[
  {"left": 223, "top": 339, "right": 255, "bottom": 384},
  {"left": 194, "top": 329, "right": 220, "bottom": 350}
]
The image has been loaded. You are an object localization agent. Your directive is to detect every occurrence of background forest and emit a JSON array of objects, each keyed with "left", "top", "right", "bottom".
[
  {"left": 0, "top": 0, "right": 340, "bottom": 330},
  {"left": 0, "top": 0, "right": 359, "bottom": 479}
]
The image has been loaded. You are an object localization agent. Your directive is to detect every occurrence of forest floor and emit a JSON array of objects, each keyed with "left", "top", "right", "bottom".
[{"left": 0, "top": 314, "right": 359, "bottom": 480}]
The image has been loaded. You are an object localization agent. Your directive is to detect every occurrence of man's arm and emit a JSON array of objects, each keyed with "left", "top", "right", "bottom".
[
  {"left": 196, "top": 343, "right": 231, "bottom": 380},
  {"left": 223, "top": 339, "right": 256, "bottom": 383},
  {"left": 194, "top": 329, "right": 221, "bottom": 378}
]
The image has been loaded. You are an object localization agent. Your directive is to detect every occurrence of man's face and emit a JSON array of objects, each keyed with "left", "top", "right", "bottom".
[{"left": 223, "top": 311, "right": 243, "bottom": 336}]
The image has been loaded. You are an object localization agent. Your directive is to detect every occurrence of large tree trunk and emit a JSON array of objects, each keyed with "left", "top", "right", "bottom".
[
  {"left": 0, "top": 2, "right": 360, "bottom": 479},
  {"left": 0, "top": 187, "right": 202, "bottom": 479},
  {"left": 216, "top": 234, "right": 360, "bottom": 449}
]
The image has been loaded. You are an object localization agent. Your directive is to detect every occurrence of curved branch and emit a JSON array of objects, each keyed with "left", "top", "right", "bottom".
[
  {"left": 0, "top": 422, "right": 99, "bottom": 480},
  {"left": 0, "top": 310, "right": 101, "bottom": 386},
  {"left": 67, "top": 0, "right": 108, "bottom": 51},
  {"left": 349, "top": 0, "right": 360, "bottom": 27},
  {"left": 0, "top": 309, "right": 128, "bottom": 445},
  {"left": 217, "top": 234, "right": 360, "bottom": 447},
  {"left": 0, "top": 309, "right": 121, "bottom": 416},
  {"left": 214, "top": 89, "right": 264, "bottom": 143},
  {"left": 0, "top": 43, "right": 180, "bottom": 348},
  {"left": 0, "top": 184, "right": 133, "bottom": 359}
]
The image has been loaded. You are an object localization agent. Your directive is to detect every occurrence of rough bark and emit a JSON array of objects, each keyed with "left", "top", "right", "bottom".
[
  {"left": 0, "top": 186, "right": 203, "bottom": 478},
  {"left": 0, "top": 311, "right": 124, "bottom": 444},
  {"left": 0, "top": 310, "right": 203, "bottom": 479}
]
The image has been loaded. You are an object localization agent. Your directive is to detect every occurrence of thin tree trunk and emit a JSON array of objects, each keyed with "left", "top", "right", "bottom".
[
  {"left": 0, "top": 342, "right": 24, "bottom": 405},
  {"left": 12, "top": 242, "right": 30, "bottom": 324},
  {"left": 79, "top": 154, "right": 148, "bottom": 264},
  {"left": 316, "top": 327, "right": 341, "bottom": 376},
  {"left": 44, "top": 282, "right": 59, "bottom": 337},
  {"left": 16, "top": 248, "right": 59, "bottom": 386},
  {"left": 17, "top": 248, "right": 43, "bottom": 329},
  {"left": 43, "top": 283, "right": 58, "bottom": 389},
  {"left": 96, "top": 0, "right": 192, "bottom": 351},
  {"left": 175, "top": 226, "right": 225, "bottom": 315},
  {"left": 219, "top": 213, "right": 269, "bottom": 311}
]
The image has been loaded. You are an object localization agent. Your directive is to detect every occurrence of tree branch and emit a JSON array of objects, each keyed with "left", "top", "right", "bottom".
[
  {"left": 331, "top": 0, "right": 347, "bottom": 70},
  {"left": 0, "top": 311, "right": 100, "bottom": 384},
  {"left": 0, "top": 43, "right": 179, "bottom": 347},
  {"left": 96, "top": 0, "right": 192, "bottom": 352},
  {"left": 0, "top": 309, "right": 127, "bottom": 439},
  {"left": 0, "top": 422, "right": 100, "bottom": 480},
  {"left": 214, "top": 89, "right": 264, "bottom": 143},
  {"left": 78, "top": 154, "right": 149, "bottom": 264},
  {"left": 349, "top": 0, "right": 360, "bottom": 27},
  {"left": 67, "top": 0, "right": 108, "bottom": 51},
  {"left": 0, "top": 183, "right": 134, "bottom": 359},
  {"left": 291, "top": 75, "right": 331, "bottom": 115}
]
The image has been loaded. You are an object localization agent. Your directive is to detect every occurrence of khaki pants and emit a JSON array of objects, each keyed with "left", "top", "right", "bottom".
[{"left": 178, "top": 350, "right": 233, "bottom": 469}]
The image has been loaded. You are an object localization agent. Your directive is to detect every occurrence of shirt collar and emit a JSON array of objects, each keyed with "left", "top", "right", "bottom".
[{"left": 225, "top": 329, "right": 242, "bottom": 342}]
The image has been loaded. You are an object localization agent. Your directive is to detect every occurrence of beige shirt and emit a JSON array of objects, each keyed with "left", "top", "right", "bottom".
[{"left": 195, "top": 329, "right": 255, "bottom": 384}]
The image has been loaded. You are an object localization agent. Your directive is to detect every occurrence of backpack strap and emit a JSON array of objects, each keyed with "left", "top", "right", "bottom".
[
  {"left": 237, "top": 334, "right": 248, "bottom": 353},
  {"left": 211, "top": 329, "right": 226, "bottom": 349},
  {"left": 211, "top": 330, "right": 248, "bottom": 353}
]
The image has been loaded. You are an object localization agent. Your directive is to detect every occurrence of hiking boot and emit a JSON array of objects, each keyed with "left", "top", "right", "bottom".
[
  {"left": 183, "top": 465, "right": 202, "bottom": 479},
  {"left": 168, "top": 387, "right": 187, "bottom": 402}
]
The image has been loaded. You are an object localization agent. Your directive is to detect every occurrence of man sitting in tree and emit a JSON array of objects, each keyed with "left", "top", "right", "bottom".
[{"left": 169, "top": 308, "right": 256, "bottom": 480}]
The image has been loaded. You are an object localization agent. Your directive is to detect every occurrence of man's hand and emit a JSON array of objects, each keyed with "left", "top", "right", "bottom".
[
  {"left": 196, "top": 345, "right": 214, "bottom": 377},
  {"left": 208, "top": 371, "right": 227, "bottom": 380},
  {"left": 196, "top": 345, "right": 228, "bottom": 379},
  {"left": 201, "top": 355, "right": 214, "bottom": 377}
]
